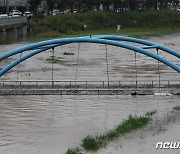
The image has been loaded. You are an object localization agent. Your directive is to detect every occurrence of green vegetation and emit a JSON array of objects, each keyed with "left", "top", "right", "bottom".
[
  {"left": 1, "top": 11, "right": 180, "bottom": 45},
  {"left": 0, "top": 40, "right": 15, "bottom": 45},
  {"left": 63, "top": 52, "right": 74, "bottom": 55},
  {"left": 30, "top": 0, "right": 180, "bottom": 15},
  {"left": 66, "top": 148, "right": 82, "bottom": 154},
  {"left": 173, "top": 106, "right": 180, "bottom": 110},
  {"left": 82, "top": 112, "right": 155, "bottom": 151},
  {"left": 26, "top": 10, "right": 180, "bottom": 43},
  {"left": 44, "top": 10, "right": 180, "bottom": 32},
  {"left": 46, "top": 56, "right": 62, "bottom": 63},
  {"left": 66, "top": 111, "right": 156, "bottom": 153}
]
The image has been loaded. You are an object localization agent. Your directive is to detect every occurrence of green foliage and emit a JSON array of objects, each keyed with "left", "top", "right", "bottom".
[
  {"left": 45, "top": 11, "right": 114, "bottom": 32},
  {"left": 46, "top": 56, "right": 62, "bottom": 63},
  {"left": 115, "top": 10, "right": 180, "bottom": 28},
  {"left": 82, "top": 135, "right": 99, "bottom": 151},
  {"left": 42, "top": 10, "right": 180, "bottom": 34},
  {"left": 28, "top": 0, "right": 41, "bottom": 12},
  {"left": 173, "top": 106, "right": 180, "bottom": 110},
  {"left": 63, "top": 52, "right": 74, "bottom": 55},
  {"left": 45, "top": 0, "right": 179, "bottom": 13},
  {"left": 85, "top": 11, "right": 114, "bottom": 29},
  {"left": 116, "top": 115, "right": 150, "bottom": 133},
  {"left": 66, "top": 147, "right": 82, "bottom": 154},
  {"left": 28, "top": 20, "right": 46, "bottom": 34},
  {"left": 27, "top": 11, "right": 180, "bottom": 43},
  {"left": 0, "top": 40, "right": 15, "bottom": 45},
  {"left": 32, "top": 12, "right": 45, "bottom": 19}
]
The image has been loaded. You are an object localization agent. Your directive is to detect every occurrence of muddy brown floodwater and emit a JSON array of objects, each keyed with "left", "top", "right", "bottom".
[{"left": 0, "top": 34, "right": 179, "bottom": 154}]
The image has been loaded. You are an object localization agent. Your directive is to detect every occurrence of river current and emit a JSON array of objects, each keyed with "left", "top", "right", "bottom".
[{"left": 0, "top": 34, "right": 179, "bottom": 154}]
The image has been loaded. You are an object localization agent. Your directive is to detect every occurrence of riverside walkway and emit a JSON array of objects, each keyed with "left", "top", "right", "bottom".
[{"left": 0, "top": 80, "right": 179, "bottom": 95}]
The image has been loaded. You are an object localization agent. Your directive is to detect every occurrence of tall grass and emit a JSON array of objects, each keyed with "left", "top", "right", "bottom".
[
  {"left": 44, "top": 10, "right": 180, "bottom": 33},
  {"left": 66, "top": 148, "right": 82, "bottom": 154},
  {"left": 25, "top": 10, "right": 180, "bottom": 43}
]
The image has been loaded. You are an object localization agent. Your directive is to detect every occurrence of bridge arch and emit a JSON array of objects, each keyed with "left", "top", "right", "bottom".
[{"left": 0, "top": 35, "right": 179, "bottom": 77}]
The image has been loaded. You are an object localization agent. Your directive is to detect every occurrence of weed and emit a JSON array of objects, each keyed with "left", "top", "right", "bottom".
[
  {"left": 146, "top": 110, "right": 157, "bottom": 117},
  {"left": 82, "top": 135, "right": 99, "bottom": 151},
  {"left": 46, "top": 56, "right": 62, "bottom": 63},
  {"left": 63, "top": 52, "right": 74, "bottom": 55},
  {"left": 66, "top": 147, "right": 82, "bottom": 154},
  {"left": 44, "top": 10, "right": 180, "bottom": 33},
  {"left": 173, "top": 106, "right": 180, "bottom": 110}
]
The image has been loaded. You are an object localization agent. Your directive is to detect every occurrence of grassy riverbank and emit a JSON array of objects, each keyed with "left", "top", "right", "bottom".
[
  {"left": 43, "top": 10, "right": 180, "bottom": 31},
  {"left": 0, "top": 10, "right": 180, "bottom": 45},
  {"left": 27, "top": 10, "right": 180, "bottom": 42}
]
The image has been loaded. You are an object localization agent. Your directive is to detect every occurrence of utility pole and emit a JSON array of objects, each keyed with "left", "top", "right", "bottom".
[
  {"left": 6, "top": 0, "right": 9, "bottom": 14},
  {"left": 157, "top": 0, "right": 159, "bottom": 10},
  {"left": 4, "top": 0, "right": 6, "bottom": 13}
]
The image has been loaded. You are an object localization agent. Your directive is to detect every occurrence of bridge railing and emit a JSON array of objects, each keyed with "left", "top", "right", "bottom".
[
  {"left": 0, "top": 80, "right": 179, "bottom": 89},
  {"left": 0, "top": 16, "right": 27, "bottom": 27}
]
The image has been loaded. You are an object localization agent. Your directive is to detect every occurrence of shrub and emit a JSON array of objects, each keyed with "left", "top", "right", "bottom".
[{"left": 31, "top": 10, "right": 180, "bottom": 34}]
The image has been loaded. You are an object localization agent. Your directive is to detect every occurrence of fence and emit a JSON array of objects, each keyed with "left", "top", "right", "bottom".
[
  {"left": 0, "top": 16, "right": 27, "bottom": 27},
  {"left": 0, "top": 80, "right": 179, "bottom": 95}
]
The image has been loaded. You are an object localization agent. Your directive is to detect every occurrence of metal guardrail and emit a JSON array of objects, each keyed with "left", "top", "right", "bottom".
[
  {"left": 0, "top": 80, "right": 179, "bottom": 88},
  {"left": 0, "top": 80, "right": 179, "bottom": 95},
  {"left": 0, "top": 16, "right": 27, "bottom": 27}
]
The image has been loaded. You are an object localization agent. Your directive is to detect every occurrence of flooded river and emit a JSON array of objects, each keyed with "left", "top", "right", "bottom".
[
  {"left": 0, "top": 34, "right": 180, "bottom": 154},
  {"left": 0, "top": 95, "right": 179, "bottom": 154}
]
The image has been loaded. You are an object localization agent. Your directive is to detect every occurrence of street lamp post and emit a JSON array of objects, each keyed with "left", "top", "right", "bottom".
[
  {"left": 121, "top": 0, "right": 123, "bottom": 12},
  {"left": 4, "top": 0, "right": 6, "bottom": 13},
  {"left": 157, "top": 0, "right": 159, "bottom": 10}
]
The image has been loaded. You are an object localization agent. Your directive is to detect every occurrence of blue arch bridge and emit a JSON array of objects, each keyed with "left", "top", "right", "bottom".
[{"left": 0, "top": 35, "right": 179, "bottom": 95}]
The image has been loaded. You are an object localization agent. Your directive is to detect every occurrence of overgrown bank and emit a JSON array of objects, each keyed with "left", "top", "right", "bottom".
[
  {"left": 1, "top": 10, "right": 179, "bottom": 45},
  {"left": 46, "top": 10, "right": 180, "bottom": 30},
  {"left": 28, "top": 10, "right": 180, "bottom": 39}
]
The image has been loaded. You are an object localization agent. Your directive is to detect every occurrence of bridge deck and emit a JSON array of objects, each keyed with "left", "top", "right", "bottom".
[
  {"left": 0, "top": 16, "right": 27, "bottom": 29},
  {"left": 0, "top": 80, "right": 179, "bottom": 95}
]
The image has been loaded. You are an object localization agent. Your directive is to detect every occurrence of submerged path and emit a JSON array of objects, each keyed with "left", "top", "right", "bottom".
[{"left": 0, "top": 81, "right": 179, "bottom": 95}]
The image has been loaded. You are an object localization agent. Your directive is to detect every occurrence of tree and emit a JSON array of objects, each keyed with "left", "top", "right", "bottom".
[
  {"left": 129, "top": 0, "right": 137, "bottom": 10},
  {"left": 28, "top": 0, "right": 42, "bottom": 12},
  {"left": 66, "top": 0, "right": 76, "bottom": 13}
]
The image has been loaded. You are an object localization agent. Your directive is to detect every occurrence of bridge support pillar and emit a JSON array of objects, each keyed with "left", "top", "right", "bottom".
[
  {"left": 17, "top": 28, "right": 22, "bottom": 36},
  {"left": 7, "top": 27, "right": 17, "bottom": 40},
  {"left": 22, "top": 26, "right": 27, "bottom": 36},
  {"left": 0, "top": 29, "right": 7, "bottom": 40},
  {"left": 17, "top": 26, "right": 27, "bottom": 36}
]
